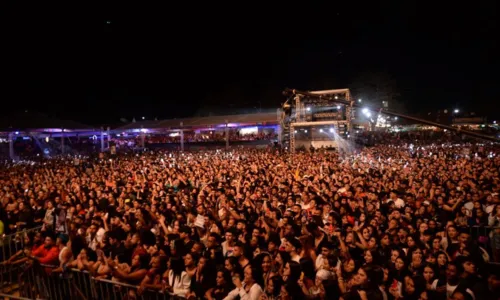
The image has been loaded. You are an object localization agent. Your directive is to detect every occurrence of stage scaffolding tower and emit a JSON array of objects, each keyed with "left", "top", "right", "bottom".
[{"left": 280, "top": 88, "right": 354, "bottom": 153}]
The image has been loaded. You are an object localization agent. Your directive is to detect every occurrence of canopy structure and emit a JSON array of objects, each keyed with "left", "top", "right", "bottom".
[{"left": 114, "top": 112, "right": 279, "bottom": 131}]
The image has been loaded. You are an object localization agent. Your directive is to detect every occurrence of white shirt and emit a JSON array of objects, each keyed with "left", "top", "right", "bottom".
[
  {"left": 87, "top": 227, "right": 106, "bottom": 251},
  {"left": 223, "top": 283, "right": 263, "bottom": 300},
  {"left": 315, "top": 254, "right": 326, "bottom": 270},
  {"left": 430, "top": 280, "right": 475, "bottom": 300},
  {"left": 222, "top": 241, "right": 234, "bottom": 257},
  {"left": 167, "top": 270, "right": 191, "bottom": 298},
  {"left": 389, "top": 198, "right": 405, "bottom": 208}
]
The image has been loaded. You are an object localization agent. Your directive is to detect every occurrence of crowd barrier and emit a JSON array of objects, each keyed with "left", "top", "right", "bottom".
[
  {"left": 6, "top": 263, "right": 183, "bottom": 300},
  {"left": 0, "top": 227, "right": 42, "bottom": 263}
]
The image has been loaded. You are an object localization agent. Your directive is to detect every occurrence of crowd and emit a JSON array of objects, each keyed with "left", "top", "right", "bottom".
[{"left": 1, "top": 137, "right": 500, "bottom": 300}]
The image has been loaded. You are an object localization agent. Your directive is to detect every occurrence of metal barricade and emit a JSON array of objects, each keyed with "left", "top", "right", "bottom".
[
  {"left": 92, "top": 278, "right": 181, "bottom": 300},
  {"left": 0, "top": 292, "right": 32, "bottom": 300},
  {"left": 15, "top": 264, "right": 183, "bottom": 300},
  {"left": 467, "top": 226, "right": 500, "bottom": 262},
  {"left": 0, "top": 226, "right": 42, "bottom": 263},
  {"left": 70, "top": 269, "right": 97, "bottom": 300}
]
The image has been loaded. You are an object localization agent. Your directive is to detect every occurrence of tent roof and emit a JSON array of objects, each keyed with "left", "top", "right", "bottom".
[{"left": 115, "top": 112, "right": 279, "bottom": 131}]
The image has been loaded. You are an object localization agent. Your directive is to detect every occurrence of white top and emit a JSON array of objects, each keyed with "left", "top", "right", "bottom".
[
  {"left": 223, "top": 283, "right": 263, "bottom": 300},
  {"left": 315, "top": 254, "right": 326, "bottom": 270},
  {"left": 167, "top": 270, "right": 191, "bottom": 298},
  {"left": 430, "top": 280, "right": 475, "bottom": 300}
]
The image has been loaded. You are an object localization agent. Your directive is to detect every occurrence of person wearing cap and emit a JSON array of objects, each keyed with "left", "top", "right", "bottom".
[{"left": 56, "top": 233, "right": 71, "bottom": 266}]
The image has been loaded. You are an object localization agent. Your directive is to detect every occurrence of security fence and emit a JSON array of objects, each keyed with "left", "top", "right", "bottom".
[
  {"left": 6, "top": 263, "right": 182, "bottom": 300},
  {"left": 0, "top": 227, "right": 42, "bottom": 263}
]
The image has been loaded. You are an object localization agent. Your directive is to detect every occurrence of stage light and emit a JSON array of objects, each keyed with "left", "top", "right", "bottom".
[
  {"left": 358, "top": 99, "right": 362, "bottom": 102},
  {"left": 454, "top": 109, "right": 459, "bottom": 113},
  {"left": 337, "top": 105, "right": 341, "bottom": 109},
  {"left": 362, "top": 108, "right": 369, "bottom": 114},
  {"left": 306, "top": 107, "right": 311, "bottom": 111},
  {"left": 329, "top": 128, "right": 334, "bottom": 133},
  {"left": 335, "top": 96, "right": 338, "bottom": 99},
  {"left": 319, "top": 129, "right": 323, "bottom": 132}
]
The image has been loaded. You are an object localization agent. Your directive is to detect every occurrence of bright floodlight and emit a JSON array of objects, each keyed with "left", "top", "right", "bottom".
[
  {"left": 395, "top": 117, "right": 398, "bottom": 120},
  {"left": 334, "top": 96, "right": 338, "bottom": 99},
  {"left": 294, "top": 130, "right": 297, "bottom": 133},
  {"left": 304, "top": 130, "right": 308, "bottom": 133},
  {"left": 306, "top": 107, "right": 311, "bottom": 111},
  {"left": 366, "top": 112, "right": 372, "bottom": 117},
  {"left": 319, "top": 129, "right": 323, "bottom": 132},
  {"left": 358, "top": 99, "right": 362, "bottom": 102},
  {"left": 142, "top": 116, "right": 145, "bottom": 120},
  {"left": 454, "top": 109, "right": 459, "bottom": 113},
  {"left": 494, "top": 121, "right": 497, "bottom": 124},
  {"left": 362, "top": 108, "right": 369, "bottom": 114},
  {"left": 337, "top": 105, "right": 341, "bottom": 109},
  {"left": 329, "top": 128, "right": 334, "bottom": 133}
]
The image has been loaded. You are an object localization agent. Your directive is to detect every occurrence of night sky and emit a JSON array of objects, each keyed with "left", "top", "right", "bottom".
[{"left": 1, "top": 2, "right": 498, "bottom": 125}]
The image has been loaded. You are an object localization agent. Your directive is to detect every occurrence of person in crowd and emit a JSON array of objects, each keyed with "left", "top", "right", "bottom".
[{"left": 0, "top": 133, "right": 498, "bottom": 300}]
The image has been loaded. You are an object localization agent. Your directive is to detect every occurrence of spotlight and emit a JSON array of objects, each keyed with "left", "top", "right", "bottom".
[
  {"left": 329, "top": 128, "right": 334, "bottom": 133},
  {"left": 319, "top": 129, "right": 323, "bottom": 132},
  {"left": 337, "top": 105, "right": 341, "bottom": 109},
  {"left": 306, "top": 107, "right": 311, "bottom": 111},
  {"left": 453, "top": 109, "right": 459, "bottom": 113}
]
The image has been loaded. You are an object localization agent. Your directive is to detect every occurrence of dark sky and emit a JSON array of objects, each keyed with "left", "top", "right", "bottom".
[{"left": 1, "top": 2, "right": 498, "bottom": 125}]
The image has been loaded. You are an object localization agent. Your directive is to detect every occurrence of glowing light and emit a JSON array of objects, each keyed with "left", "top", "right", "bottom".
[
  {"left": 306, "top": 107, "right": 311, "bottom": 111},
  {"left": 304, "top": 130, "right": 308, "bottom": 133},
  {"left": 329, "top": 128, "right": 334, "bottom": 133},
  {"left": 454, "top": 109, "right": 459, "bottom": 113},
  {"left": 337, "top": 105, "right": 341, "bottom": 109},
  {"left": 334, "top": 96, "right": 338, "bottom": 99},
  {"left": 358, "top": 99, "right": 362, "bottom": 102},
  {"left": 240, "top": 127, "right": 258, "bottom": 135},
  {"left": 319, "top": 129, "right": 323, "bottom": 132},
  {"left": 294, "top": 130, "right": 297, "bottom": 133},
  {"left": 15, "top": 131, "right": 19, "bottom": 135},
  {"left": 362, "top": 108, "right": 369, "bottom": 114}
]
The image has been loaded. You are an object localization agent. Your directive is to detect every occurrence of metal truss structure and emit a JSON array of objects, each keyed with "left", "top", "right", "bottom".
[{"left": 281, "top": 88, "right": 354, "bottom": 153}]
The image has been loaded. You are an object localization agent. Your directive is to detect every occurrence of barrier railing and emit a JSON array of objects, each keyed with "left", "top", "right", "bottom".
[
  {"left": 0, "top": 293, "right": 32, "bottom": 300},
  {"left": 0, "top": 226, "right": 43, "bottom": 294},
  {"left": 0, "top": 226, "right": 42, "bottom": 262},
  {"left": 11, "top": 263, "right": 183, "bottom": 300}
]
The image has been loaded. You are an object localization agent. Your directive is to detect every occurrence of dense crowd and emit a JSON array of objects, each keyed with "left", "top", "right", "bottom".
[{"left": 1, "top": 138, "right": 500, "bottom": 300}]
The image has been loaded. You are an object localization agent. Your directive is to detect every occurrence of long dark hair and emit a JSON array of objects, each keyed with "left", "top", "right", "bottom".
[
  {"left": 286, "top": 261, "right": 301, "bottom": 283},
  {"left": 169, "top": 256, "right": 185, "bottom": 284}
]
